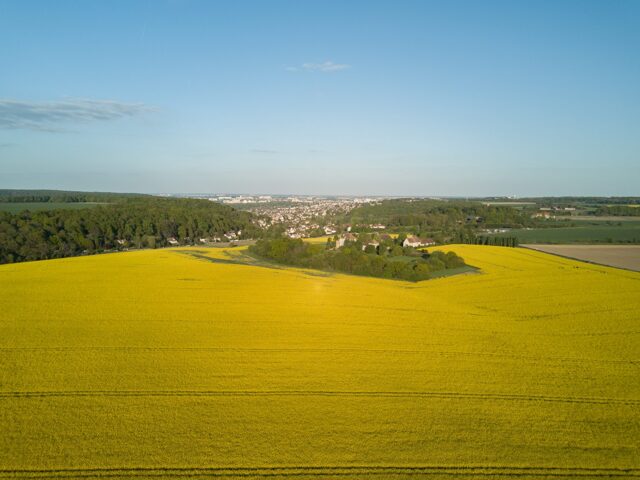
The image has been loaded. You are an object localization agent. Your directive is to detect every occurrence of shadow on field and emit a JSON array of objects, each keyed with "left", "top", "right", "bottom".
[
  {"left": 175, "top": 249, "right": 277, "bottom": 268},
  {"left": 176, "top": 249, "right": 479, "bottom": 282},
  {"left": 174, "top": 249, "right": 333, "bottom": 278}
]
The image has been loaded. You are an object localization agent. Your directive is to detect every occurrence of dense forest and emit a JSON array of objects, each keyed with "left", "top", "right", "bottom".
[
  {"left": 0, "top": 189, "right": 144, "bottom": 203},
  {"left": 249, "top": 236, "right": 467, "bottom": 282},
  {"left": 333, "top": 199, "right": 535, "bottom": 244},
  {"left": 0, "top": 197, "right": 260, "bottom": 264}
]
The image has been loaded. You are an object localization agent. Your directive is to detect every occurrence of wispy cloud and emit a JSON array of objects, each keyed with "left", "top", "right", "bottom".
[
  {"left": 250, "top": 149, "right": 278, "bottom": 154},
  {"left": 287, "top": 61, "right": 351, "bottom": 73},
  {"left": 0, "top": 98, "right": 156, "bottom": 131}
]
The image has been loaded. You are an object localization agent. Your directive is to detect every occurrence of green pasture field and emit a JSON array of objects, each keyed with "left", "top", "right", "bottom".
[
  {"left": 553, "top": 216, "right": 640, "bottom": 223},
  {"left": 495, "top": 225, "right": 640, "bottom": 244}
]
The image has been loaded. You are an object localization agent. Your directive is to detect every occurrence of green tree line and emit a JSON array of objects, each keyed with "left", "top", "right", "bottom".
[
  {"left": 594, "top": 205, "right": 640, "bottom": 216},
  {"left": 472, "top": 236, "right": 519, "bottom": 247},
  {"left": 0, "top": 197, "right": 260, "bottom": 264},
  {"left": 345, "top": 199, "right": 535, "bottom": 229}
]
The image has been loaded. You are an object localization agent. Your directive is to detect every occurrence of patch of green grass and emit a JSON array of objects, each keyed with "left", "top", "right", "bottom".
[
  {"left": 547, "top": 215, "right": 640, "bottom": 224},
  {"left": 427, "top": 264, "right": 479, "bottom": 278}
]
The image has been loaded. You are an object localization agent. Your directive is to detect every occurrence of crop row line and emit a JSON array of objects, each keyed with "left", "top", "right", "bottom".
[
  {"left": 0, "top": 347, "right": 635, "bottom": 365},
  {"left": 2, "top": 465, "right": 640, "bottom": 478},
  {"left": 1, "top": 390, "right": 639, "bottom": 405}
]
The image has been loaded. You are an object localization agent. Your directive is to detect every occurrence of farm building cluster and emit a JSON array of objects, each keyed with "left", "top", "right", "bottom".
[{"left": 335, "top": 233, "right": 436, "bottom": 251}]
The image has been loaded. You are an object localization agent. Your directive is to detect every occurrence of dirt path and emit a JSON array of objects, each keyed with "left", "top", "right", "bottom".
[{"left": 522, "top": 244, "right": 640, "bottom": 271}]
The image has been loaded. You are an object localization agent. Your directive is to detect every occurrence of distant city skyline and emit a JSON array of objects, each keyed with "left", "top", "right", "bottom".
[{"left": 1, "top": 0, "right": 639, "bottom": 196}]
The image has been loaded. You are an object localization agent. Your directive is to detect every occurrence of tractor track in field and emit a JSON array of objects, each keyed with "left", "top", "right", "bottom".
[
  {"left": 2, "top": 465, "right": 640, "bottom": 478},
  {"left": 0, "top": 346, "right": 636, "bottom": 365},
  {"left": 1, "top": 390, "right": 639, "bottom": 406}
]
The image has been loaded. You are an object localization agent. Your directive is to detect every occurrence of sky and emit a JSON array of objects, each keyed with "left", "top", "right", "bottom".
[{"left": 0, "top": 0, "right": 639, "bottom": 196}]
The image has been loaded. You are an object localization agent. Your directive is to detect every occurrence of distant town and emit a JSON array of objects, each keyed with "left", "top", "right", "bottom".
[
  {"left": 153, "top": 193, "right": 640, "bottom": 243},
  {"left": 163, "top": 194, "right": 381, "bottom": 239},
  {"left": 164, "top": 194, "right": 438, "bottom": 239}
]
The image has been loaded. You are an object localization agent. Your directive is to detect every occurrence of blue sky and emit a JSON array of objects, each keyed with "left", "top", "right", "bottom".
[{"left": 1, "top": 0, "right": 638, "bottom": 196}]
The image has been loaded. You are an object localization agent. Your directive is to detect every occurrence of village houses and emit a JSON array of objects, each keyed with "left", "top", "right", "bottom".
[{"left": 402, "top": 236, "right": 436, "bottom": 248}]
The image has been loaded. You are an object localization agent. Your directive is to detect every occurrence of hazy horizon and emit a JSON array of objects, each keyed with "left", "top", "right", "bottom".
[
  {"left": 1, "top": 0, "right": 639, "bottom": 196},
  {"left": 2, "top": 187, "right": 638, "bottom": 199}
]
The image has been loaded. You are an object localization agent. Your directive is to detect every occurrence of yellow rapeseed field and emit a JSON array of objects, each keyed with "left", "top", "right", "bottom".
[{"left": 1, "top": 245, "right": 639, "bottom": 479}]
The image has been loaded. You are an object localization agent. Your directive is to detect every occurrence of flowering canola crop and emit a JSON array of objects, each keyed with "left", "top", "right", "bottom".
[{"left": 1, "top": 245, "right": 639, "bottom": 479}]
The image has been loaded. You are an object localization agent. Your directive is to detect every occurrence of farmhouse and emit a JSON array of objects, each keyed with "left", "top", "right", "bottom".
[
  {"left": 362, "top": 240, "right": 380, "bottom": 251},
  {"left": 403, "top": 236, "right": 436, "bottom": 248},
  {"left": 167, "top": 237, "right": 179, "bottom": 246},
  {"left": 532, "top": 211, "right": 552, "bottom": 219},
  {"left": 336, "top": 233, "right": 358, "bottom": 248}
]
